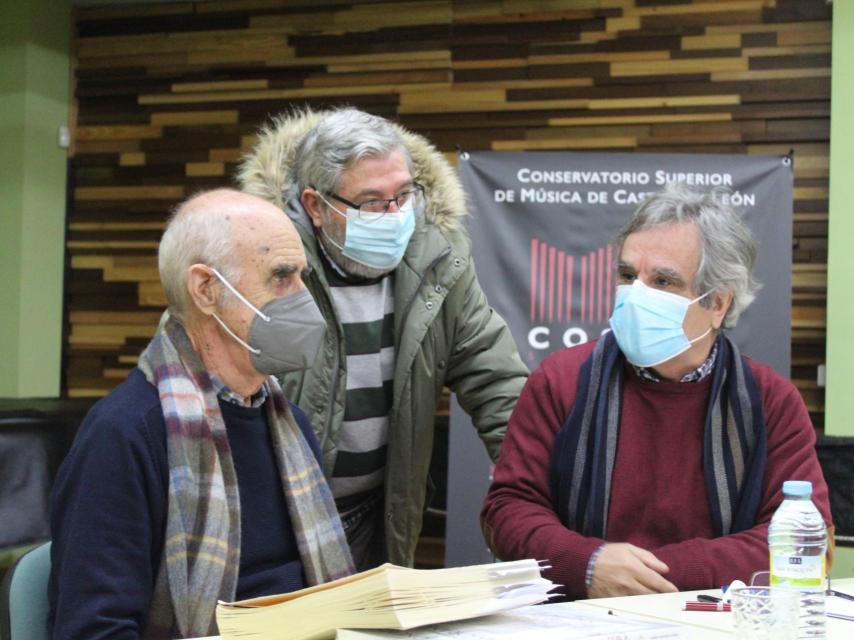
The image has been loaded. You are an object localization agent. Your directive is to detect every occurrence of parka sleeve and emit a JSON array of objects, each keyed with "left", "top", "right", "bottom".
[{"left": 443, "top": 260, "right": 529, "bottom": 461}]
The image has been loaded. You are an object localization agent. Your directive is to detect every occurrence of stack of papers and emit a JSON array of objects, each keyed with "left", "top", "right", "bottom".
[
  {"left": 335, "top": 605, "right": 688, "bottom": 640},
  {"left": 216, "top": 559, "right": 558, "bottom": 640}
]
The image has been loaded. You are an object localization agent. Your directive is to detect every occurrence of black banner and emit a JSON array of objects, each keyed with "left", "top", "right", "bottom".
[{"left": 458, "top": 151, "right": 793, "bottom": 374}]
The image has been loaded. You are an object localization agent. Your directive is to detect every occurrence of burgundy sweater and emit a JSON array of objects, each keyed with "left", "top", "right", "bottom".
[{"left": 481, "top": 340, "right": 832, "bottom": 599}]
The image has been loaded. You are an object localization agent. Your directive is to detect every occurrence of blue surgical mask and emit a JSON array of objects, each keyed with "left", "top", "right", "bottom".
[
  {"left": 319, "top": 196, "right": 416, "bottom": 270},
  {"left": 609, "top": 279, "right": 712, "bottom": 368}
]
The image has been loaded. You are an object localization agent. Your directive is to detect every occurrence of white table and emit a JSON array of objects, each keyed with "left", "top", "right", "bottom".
[
  {"left": 195, "top": 578, "right": 854, "bottom": 639},
  {"left": 572, "top": 577, "right": 854, "bottom": 639}
]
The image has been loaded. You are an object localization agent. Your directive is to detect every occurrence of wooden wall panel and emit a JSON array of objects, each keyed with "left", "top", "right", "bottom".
[{"left": 68, "top": 0, "right": 832, "bottom": 433}]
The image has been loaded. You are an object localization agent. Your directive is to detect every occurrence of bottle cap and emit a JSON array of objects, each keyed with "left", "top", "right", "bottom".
[
  {"left": 782, "top": 480, "right": 813, "bottom": 496},
  {"left": 722, "top": 580, "right": 746, "bottom": 602}
]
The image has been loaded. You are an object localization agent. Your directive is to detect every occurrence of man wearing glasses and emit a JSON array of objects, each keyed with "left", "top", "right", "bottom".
[{"left": 239, "top": 108, "right": 528, "bottom": 571}]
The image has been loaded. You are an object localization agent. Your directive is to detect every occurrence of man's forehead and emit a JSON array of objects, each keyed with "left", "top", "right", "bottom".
[
  {"left": 341, "top": 151, "right": 412, "bottom": 193},
  {"left": 619, "top": 223, "right": 701, "bottom": 275},
  {"left": 234, "top": 213, "right": 305, "bottom": 262}
]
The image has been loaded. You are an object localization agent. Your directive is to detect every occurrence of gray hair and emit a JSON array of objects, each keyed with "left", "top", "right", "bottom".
[
  {"left": 292, "top": 108, "right": 413, "bottom": 202},
  {"left": 158, "top": 190, "right": 238, "bottom": 323},
  {"left": 617, "top": 183, "right": 761, "bottom": 328}
]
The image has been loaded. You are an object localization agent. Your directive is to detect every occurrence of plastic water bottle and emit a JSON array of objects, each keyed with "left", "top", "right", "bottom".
[{"left": 768, "top": 480, "right": 828, "bottom": 639}]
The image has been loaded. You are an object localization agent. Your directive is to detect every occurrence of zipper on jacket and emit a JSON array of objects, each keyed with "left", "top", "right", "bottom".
[
  {"left": 321, "top": 363, "right": 339, "bottom": 456},
  {"left": 305, "top": 262, "right": 342, "bottom": 457},
  {"left": 389, "top": 243, "right": 452, "bottom": 549}
]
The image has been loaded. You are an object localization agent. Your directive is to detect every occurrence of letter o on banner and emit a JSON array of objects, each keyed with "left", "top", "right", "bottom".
[{"left": 562, "top": 327, "right": 588, "bottom": 347}]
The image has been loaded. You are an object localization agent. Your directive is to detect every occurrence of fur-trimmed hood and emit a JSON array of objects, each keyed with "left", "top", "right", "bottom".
[{"left": 237, "top": 108, "right": 468, "bottom": 234}]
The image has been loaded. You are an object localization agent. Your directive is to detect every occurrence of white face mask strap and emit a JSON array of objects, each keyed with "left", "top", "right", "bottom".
[
  {"left": 639, "top": 325, "right": 713, "bottom": 368},
  {"left": 687, "top": 289, "right": 717, "bottom": 344},
  {"left": 690, "top": 289, "right": 714, "bottom": 306},
  {"left": 315, "top": 191, "right": 349, "bottom": 220},
  {"left": 321, "top": 227, "right": 346, "bottom": 252},
  {"left": 687, "top": 325, "right": 713, "bottom": 345},
  {"left": 212, "top": 313, "right": 261, "bottom": 355},
  {"left": 683, "top": 289, "right": 715, "bottom": 351},
  {"left": 210, "top": 267, "right": 270, "bottom": 323},
  {"left": 314, "top": 192, "right": 352, "bottom": 253}
]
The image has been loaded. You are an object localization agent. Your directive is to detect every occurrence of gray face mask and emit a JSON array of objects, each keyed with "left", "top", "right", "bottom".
[{"left": 210, "top": 268, "right": 326, "bottom": 375}]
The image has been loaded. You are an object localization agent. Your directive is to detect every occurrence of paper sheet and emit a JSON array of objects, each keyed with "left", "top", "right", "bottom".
[
  {"left": 827, "top": 592, "right": 854, "bottom": 622},
  {"left": 336, "top": 604, "right": 688, "bottom": 639}
]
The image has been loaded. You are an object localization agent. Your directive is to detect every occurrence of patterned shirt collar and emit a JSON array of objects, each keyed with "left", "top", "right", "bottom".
[
  {"left": 209, "top": 372, "right": 268, "bottom": 408},
  {"left": 632, "top": 342, "right": 719, "bottom": 383}
]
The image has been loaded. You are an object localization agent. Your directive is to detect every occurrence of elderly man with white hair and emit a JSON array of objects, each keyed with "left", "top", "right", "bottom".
[
  {"left": 49, "top": 189, "right": 353, "bottom": 640},
  {"left": 482, "top": 183, "right": 833, "bottom": 601}
]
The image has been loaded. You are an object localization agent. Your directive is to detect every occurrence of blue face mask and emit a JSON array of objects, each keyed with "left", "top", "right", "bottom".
[
  {"left": 320, "top": 197, "right": 416, "bottom": 271},
  {"left": 609, "top": 279, "right": 712, "bottom": 368}
]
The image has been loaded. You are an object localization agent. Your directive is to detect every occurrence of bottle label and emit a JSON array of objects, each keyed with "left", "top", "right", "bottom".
[{"left": 769, "top": 553, "right": 825, "bottom": 588}]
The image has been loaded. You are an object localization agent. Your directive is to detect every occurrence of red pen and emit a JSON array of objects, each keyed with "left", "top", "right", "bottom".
[{"left": 684, "top": 600, "right": 732, "bottom": 612}]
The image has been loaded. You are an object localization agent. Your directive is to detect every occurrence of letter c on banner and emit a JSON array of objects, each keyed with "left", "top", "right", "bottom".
[{"left": 528, "top": 326, "right": 550, "bottom": 350}]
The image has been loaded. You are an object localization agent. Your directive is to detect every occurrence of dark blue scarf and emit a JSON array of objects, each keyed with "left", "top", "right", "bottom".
[{"left": 549, "top": 331, "right": 767, "bottom": 538}]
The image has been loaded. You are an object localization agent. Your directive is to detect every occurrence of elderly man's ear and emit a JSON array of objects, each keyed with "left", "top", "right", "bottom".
[
  {"left": 186, "top": 264, "right": 220, "bottom": 316},
  {"left": 710, "top": 288, "right": 734, "bottom": 330}
]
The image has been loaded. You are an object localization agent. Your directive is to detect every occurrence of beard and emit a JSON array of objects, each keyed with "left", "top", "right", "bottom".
[{"left": 317, "top": 222, "right": 395, "bottom": 280}]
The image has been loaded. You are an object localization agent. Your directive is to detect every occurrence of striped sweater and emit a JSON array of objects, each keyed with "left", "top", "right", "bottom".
[{"left": 324, "top": 264, "right": 395, "bottom": 505}]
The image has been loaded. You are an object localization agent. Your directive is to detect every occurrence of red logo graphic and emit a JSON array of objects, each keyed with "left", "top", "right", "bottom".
[{"left": 530, "top": 238, "right": 616, "bottom": 324}]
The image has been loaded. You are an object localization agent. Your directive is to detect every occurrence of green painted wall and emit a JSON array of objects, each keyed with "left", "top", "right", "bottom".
[
  {"left": 827, "top": 0, "right": 854, "bottom": 580},
  {"left": 827, "top": 0, "right": 854, "bottom": 436},
  {"left": 0, "top": 0, "right": 70, "bottom": 397},
  {"left": 0, "top": 4, "right": 26, "bottom": 397},
  {"left": 832, "top": 547, "right": 854, "bottom": 580}
]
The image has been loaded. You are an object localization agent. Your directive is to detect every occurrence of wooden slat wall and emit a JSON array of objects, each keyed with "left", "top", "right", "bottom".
[{"left": 68, "top": 0, "right": 831, "bottom": 429}]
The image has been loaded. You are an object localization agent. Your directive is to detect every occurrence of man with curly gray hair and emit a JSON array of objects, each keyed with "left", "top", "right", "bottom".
[
  {"left": 239, "top": 108, "right": 528, "bottom": 571},
  {"left": 482, "top": 183, "right": 832, "bottom": 601}
]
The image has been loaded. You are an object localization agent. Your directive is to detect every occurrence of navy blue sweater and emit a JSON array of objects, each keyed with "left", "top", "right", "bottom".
[{"left": 48, "top": 368, "right": 322, "bottom": 639}]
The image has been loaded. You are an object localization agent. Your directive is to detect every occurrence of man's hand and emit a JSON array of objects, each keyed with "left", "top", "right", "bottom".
[{"left": 587, "top": 543, "right": 678, "bottom": 598}]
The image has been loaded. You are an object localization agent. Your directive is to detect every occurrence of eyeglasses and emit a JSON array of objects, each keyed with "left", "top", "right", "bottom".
[{"left": 314, "top": 183, "right": 425, "bottom": 222}]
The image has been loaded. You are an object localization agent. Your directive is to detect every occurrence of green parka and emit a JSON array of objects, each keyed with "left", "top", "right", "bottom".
[{"left": 238, "top": 110, "right": 529, "bottom": 566}]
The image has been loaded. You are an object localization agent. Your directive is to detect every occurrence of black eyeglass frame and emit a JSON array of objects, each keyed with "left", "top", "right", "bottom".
[{"left": 312, "top": 182, "right": 426, "bottom": 220}]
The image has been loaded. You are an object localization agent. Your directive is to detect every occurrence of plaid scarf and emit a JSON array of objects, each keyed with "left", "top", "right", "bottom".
[
  {"left": 549, "top": 331, "right": 767, "bottom": 539},
  {"left": 138, "top": 314, "right": 353, "bottom": 639}
]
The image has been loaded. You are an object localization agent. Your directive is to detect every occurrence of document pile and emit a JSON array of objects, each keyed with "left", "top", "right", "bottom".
[
  {"left": 336, "top": 604, "right": 689, "bottom": 640},
  {"left": 216, "top": 559, "right": 556, "bottom": 640}
]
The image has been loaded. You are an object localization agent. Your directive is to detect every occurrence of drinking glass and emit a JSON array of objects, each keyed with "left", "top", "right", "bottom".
[{"left": 730, "top": 586, "right": 798, "bottom": 640}]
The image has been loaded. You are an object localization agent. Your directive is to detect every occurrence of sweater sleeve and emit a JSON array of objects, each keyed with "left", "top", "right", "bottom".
[
  {"left": 49, "top": 377, "right": 169, "bottom": 640},
  {"left": 481, "top": 350, "right": 604, "bottom": 598},
  {"left": 650, "top": 366, "right": 832, "bottom": 589}
]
